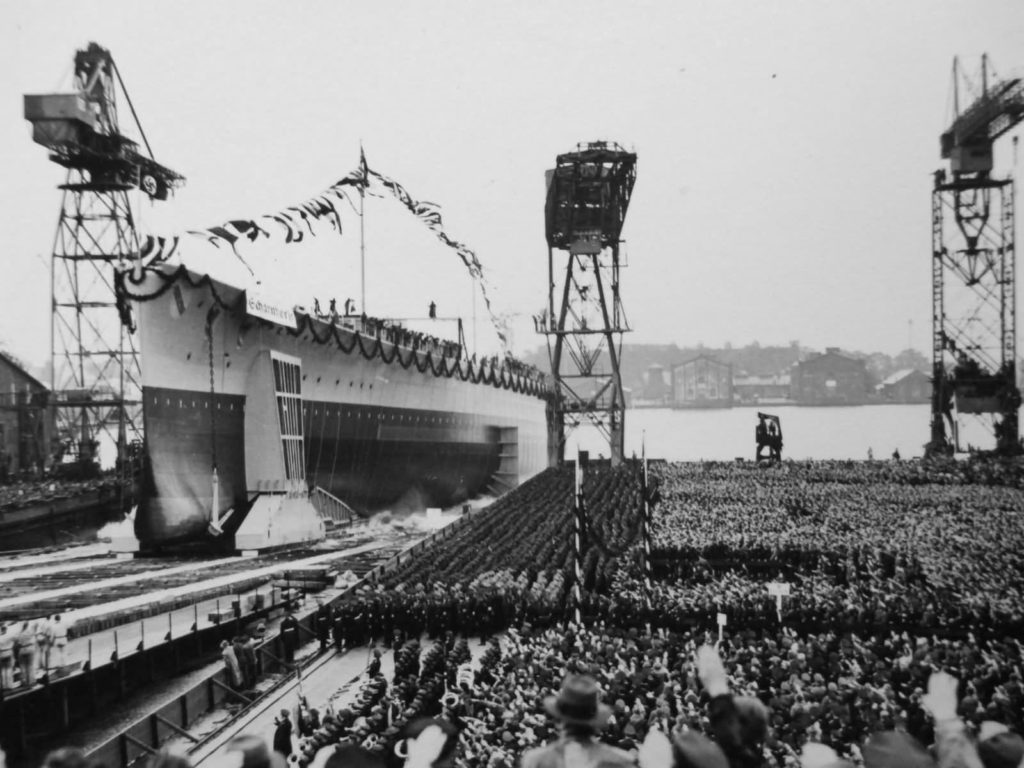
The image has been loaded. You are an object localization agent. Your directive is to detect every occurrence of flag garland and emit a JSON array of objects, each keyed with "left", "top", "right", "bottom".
[
  {"left": 363, "top": 167, "right": 505, "bottom": 344},
  {"left": 138, "top": 152, "right": 509, "bottom": 347},
  {"left": 181, "top": 169, "right": 363, "bottom": 257}
]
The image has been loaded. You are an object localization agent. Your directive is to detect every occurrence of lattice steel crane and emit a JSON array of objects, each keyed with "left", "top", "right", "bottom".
[
  {"left": 541, "top": 142, "right": 636, "bottom": 467},
  {"left": 929, "top": 55, "right": 1023, "bottom": 455},
  {"left": 24, "top": 42, "right": 184, "bottom": 478}
]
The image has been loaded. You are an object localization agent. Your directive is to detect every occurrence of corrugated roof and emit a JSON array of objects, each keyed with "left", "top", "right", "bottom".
[
  {"left": 879, "top": 368, "right": 923, "bottom": 387},
  {"left": 0, "top": 351, "right": 48, "bottom": 391}
]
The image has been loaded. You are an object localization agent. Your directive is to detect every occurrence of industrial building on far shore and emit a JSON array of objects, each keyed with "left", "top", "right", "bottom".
[
  {"left": 790, "top": 347, "right": 870, "bottom": 406},
  {"left": 638, "top": 346, "right": 932, "bottom": 409},
  {"left": 671, "top": 356, "right": 733, "bottom": 408}
]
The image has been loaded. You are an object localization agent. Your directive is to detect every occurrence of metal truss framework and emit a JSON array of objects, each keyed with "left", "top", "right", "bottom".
[
  {"left": 50, "top": 169, "right": 142, "bottom": 463},
  {"left": 545, "top": 248, "right": 630, "bottom": 465},
  {"left": 929, "top": 177, "right": 1020, "bottom": 454},
  {"left": 542, "top": 143, "right": 636, "bottom": 467},
  {"left": 26, "top": 43, "right": 183, "bottom": 475}
]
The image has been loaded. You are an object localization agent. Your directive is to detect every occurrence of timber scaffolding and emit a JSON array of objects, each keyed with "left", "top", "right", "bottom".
[{"left": 0, "top": 506, "right": 488, "bottom": 768}]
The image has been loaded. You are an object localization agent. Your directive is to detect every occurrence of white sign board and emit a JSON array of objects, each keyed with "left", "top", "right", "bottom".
[
  {"left": 717, "top": 612, "right": 727, "bottom": 626},
  {"left": 767, "top": 582, "right": 792, "bottom": 597},
  {"left": 245, "top": 291, "right": 298, "bottom": 329}
]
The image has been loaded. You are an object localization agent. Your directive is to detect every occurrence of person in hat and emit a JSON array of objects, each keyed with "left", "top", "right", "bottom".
[
  {"left": 274, "top": 708, "right": 294, "bottom": 758},
  {"left": 520, "top": 674, "right": 633, "bottom": 768}
]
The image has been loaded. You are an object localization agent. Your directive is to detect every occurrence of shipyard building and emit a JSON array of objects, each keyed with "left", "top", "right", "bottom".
[
  {"left": 0, "top": 352, "right": 51, "bottom": 478},
  {"left": 733, "top": 372, "right": 792, "bottom": 405},
  {"left": 671, "top": 356, "right": 733, "bottom": 408},
  {"left": 790, "top": 347, "right": 868, "bottom": 405},
  {"left": 877, "top": 369, "right": 931, "bottom": 404}
]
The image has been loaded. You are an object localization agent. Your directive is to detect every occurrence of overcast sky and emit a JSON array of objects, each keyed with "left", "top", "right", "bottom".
[{"left": 2, "top": 0, "right": 1023, "bottom": 369}]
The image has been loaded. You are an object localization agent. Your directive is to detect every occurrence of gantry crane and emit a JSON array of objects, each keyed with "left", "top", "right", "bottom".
[
  {"left": 540, "top": 142, "right": 636, "bottom": 467},
  {"left": 929, "top": 55, "right": 1024, "bottom": 455},
  {"left": 24, "top": 42, "right": 183, "bottom": 479}
]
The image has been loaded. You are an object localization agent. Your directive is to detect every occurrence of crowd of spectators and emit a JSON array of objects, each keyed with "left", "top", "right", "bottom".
[
  {"left": 308, "top": 458, "right": 1024, "bottom": 766},
  {"left": 0, "top": 476, "right": 117, "bottom": 512},
  {"left": 12, "top": 457, "right": 1024, "bottom": 768}
]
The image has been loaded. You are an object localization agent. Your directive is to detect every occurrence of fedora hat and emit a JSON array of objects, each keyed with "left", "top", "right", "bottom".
[{"left": 544, "top": 675, "right": 611, "bottom": 729}]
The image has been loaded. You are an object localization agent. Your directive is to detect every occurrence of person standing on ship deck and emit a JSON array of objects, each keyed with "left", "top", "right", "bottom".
[
  {"left": 0, "top": 624, "right": 14, "bottom": 690},
  {"left": 35, "top": 614, "right": 54, "bottom": 674},
  {"left": 52, "top": 615, "right": 67, "bottom": 669},
  {"left": 16, "top": 621, "right": 37, "bottom": 687}
]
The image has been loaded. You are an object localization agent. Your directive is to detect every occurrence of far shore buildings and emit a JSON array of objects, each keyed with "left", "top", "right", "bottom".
[
  {"left": 671, "top": 355, "right": 733, "bottom": 408},
  {"left": 790, "top": 347, "right": 868, "bottom": 405},
  {"left": 0, "top": 352, "right": 52, "bottom": 478},
  {"left": 642, "top": 363, "right": 671, "bottom": 404},
  {"left": 652, "top": 346, "right": 928, "bottom": 408},
  {"left": 733, "top": 372, "right": 792, "bottom": 405},
  {"left": 877, "top": 369, "right": 930, "bottom": 404}
]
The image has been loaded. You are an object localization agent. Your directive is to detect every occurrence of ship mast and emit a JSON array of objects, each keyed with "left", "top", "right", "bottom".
[{"left": 360, "top": 142, "right": 366, "bottom": 315}]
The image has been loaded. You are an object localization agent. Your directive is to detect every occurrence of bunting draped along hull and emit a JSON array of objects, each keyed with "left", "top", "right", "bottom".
[{"left": 126, "top": 269, "right": 550, "bottom": 546}]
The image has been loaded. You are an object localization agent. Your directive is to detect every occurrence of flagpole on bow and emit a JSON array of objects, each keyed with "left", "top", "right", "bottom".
[
  {"left": 359, "top": 142, "right": 367, "bottom": 316},
  {"left": 642, "top": 431, "right": 651, "bottom": 591}
]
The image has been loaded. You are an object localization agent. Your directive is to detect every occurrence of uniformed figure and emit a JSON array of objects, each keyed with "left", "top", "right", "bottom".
[
  {"left": 16, "top": 621, "right": 37, "bottom": 687},
  {"left": 315, "top": 599, "right": 332, "bottom": 651},
  {"left": 36, "top": 615, "right": 54, "bottom": 673},
  {"left": 238, "top": 634, "right": 257, "bottom": 689},
  {"left": 332, "top": 606, "right": 345, "bottom": 651},
  {"left": 51, "top": 614, "right": 68, "bottom": 670},
  {"left": 280, "top": 610, "right": 300, "bottom": 664},
  {"left": 0, "top": 623, "right": 14, "bottom": 689}
]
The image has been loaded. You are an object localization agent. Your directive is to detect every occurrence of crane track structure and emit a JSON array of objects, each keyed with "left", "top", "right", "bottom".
[
  {"left": 929, "top": 55, "right": 1024, "bottom": 456},
  {"left": 540, "top": 142, "right": 636, "bottom": 467},
  {"left": 23, "top": 42, "right": 184, "bottom": 482}
]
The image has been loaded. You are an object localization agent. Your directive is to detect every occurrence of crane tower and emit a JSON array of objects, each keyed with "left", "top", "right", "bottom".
[
  {"left": 24, "top": 43, "right": 183, "bottom": 472},
  {"left": 928, "top": 56, "right": 1023, "bottom": 456},
  {"left": 540, "top": 142, "right": 636, "bottom": 466}
]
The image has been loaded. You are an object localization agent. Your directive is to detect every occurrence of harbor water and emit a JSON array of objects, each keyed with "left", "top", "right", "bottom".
[{"left": 563, "top": 404, "right": 1002, "bottom": 462}]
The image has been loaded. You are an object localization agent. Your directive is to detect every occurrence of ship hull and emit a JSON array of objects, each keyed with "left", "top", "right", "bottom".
[{"left": 132, "top": 273, "right": 549, "bottom": 545}]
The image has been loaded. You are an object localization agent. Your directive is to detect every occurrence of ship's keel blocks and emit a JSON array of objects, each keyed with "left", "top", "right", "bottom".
[
  {"left": 232, "top": 492, "right": 325, "bottom": 552},
  {"left": 112, "top": 537, "right": 140, "bottom": 555}
]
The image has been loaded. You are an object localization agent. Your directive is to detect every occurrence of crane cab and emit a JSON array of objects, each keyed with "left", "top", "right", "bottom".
[{"left": 24, "top": 93, "right": 98, "bottom": 150}]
